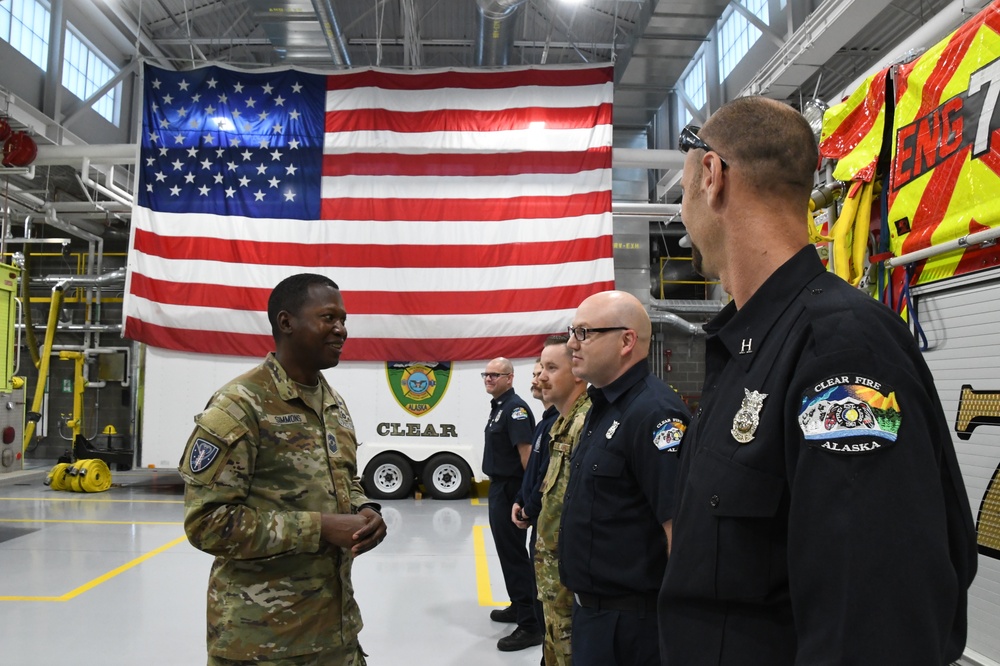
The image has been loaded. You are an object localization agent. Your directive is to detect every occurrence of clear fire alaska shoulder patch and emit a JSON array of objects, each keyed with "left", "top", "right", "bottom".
[{"left": 798, "top": 375, "right": 902, "bottom": 455}]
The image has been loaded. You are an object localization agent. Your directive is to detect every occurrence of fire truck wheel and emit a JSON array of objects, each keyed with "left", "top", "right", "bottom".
[
  {"left": 423, "top": 453, "right": 471, "bottom": 500},
  {"left": 363, "top": 452, "right": 414, "bottom": 500}
]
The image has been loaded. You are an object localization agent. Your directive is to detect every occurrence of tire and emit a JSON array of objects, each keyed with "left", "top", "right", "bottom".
[
  {"left": 423, "top": 453, "right": 471, "bottom": 500},
  {"left": 363, "top": 453, "right": 414, "bottom": 500}
]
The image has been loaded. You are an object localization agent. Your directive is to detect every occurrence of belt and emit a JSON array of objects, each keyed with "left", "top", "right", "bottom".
[{"left": 573, "top": 592, "right": 658, "bottom": 613}]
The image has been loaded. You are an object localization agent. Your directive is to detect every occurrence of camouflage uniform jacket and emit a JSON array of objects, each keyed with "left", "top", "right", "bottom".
[
  {"left": 179, "top": 353, "right": 372, "bottom": 660},
  {"left": 534, "top": 391, "right": 591, "bottom": 603}
]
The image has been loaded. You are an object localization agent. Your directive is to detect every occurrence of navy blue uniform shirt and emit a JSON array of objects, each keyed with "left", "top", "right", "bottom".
[
  {"left": 517, "top": 405, "right": 559, "bottom": 520},
  {"left": 660, "top": 247, "right": 977, "bottom": 666},
  {"left": 559, "top": 359, "right": 689, "bottom": 597},
  {"left": 483, "top": 388, "right": 536, "bottom": 480}
]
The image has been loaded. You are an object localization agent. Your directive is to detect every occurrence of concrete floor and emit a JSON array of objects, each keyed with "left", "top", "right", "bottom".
[{"left": 0, "top": 467, "right": 541, "bottom": 665}]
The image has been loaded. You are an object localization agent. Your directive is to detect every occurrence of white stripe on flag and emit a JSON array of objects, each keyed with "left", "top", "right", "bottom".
[
  {"left": 127, "top": 294, "right": 577, "bottom": 339},
  {"left": 325, "top": 84, "right": 612, "bottom": 113},
  {"left": 320, "top": 169, "right": 610, "bottom": 200},
  {"left": 131, "top": 208, "right": 611, "bottom": 245},
  {"left": 322, "top": 126, "right": 612, "bottom": 154}
]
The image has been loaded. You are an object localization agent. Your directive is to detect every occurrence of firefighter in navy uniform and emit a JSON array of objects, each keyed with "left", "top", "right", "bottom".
[
  {"left": 558, "top": 290, "right": 689, "bottom": 666},
  {"left": 659, "top": 96, "right": 977, "bottom": 666},
  {"left": 482, "top": 357, "right": 544, "bottom": 651}
]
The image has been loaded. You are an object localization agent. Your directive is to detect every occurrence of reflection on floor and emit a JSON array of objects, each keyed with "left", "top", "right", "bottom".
[{"left": 0, "top": 469, "right": 541, "bottom": 665}]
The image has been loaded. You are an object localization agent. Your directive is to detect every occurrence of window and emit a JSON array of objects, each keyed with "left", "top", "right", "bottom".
[
  {"left": 680, "top": 52, "right": 707, "bottom": 126},
  {"left": 718, "top": 0, "right": 770, "bottom": 83},
  {"left": 62, "top": 26, "right": 119, "bottom": 124},
  {"left": 0, "top": 0, "right": 51, "bottom": 71}
]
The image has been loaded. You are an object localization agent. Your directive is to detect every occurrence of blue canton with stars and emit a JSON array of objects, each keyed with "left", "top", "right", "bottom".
[{"left": 137, "top": 63, "right": 325, "bottom": 220}]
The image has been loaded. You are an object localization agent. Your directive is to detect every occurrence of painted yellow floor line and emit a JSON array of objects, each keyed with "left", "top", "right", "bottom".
[
  {"left": 470, "top": 480, "right": 489, "bottom": 506},
  {"left": 472, "top": 524, "right": 507, "bottom": 608},
  {"left": 0, "top": 534, "right": 188, "bottom": 602},
  {"left": 0, "top": 497, "right": 183, "bottom": 504},
  {"left": 0, "top": 518, "right": 182, "bottom": 525}
]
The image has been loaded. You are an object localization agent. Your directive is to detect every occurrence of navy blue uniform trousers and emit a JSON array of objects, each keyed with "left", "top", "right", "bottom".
[{"left": 488, "top": 477, "right": 540, "bottom": 632}]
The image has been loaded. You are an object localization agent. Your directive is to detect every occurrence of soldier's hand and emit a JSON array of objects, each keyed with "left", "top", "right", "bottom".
[
  {"left": 351, "top": 507, "right": 387, "bottom": 556},
  {"left": 511, "top": 502, "right": 529, "bottom": 529},
  {"left": 320, "top": 513, "right": 369, "bottom": 550}
]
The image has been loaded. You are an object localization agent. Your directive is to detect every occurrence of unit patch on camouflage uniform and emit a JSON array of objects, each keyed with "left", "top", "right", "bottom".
[
  {"left": 327, "top": 432, "right": 338, "bottom": 454},
  {"left": 189, "top": 438, "right": 220, "bottom": 473},
  {"left": 653, "top": 419, "right": 685, "bottom": 451},
  {"left": 798, "top": 375, "right": 902, "bottom": 455},
  {"left": 334, "top": 396, "right": 354, "bottom": 431},
  {"left": 512, "top": 407, "right": 529, "bottom": 421}
]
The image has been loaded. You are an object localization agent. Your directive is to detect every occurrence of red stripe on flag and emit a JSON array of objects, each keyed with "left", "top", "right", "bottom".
[
  {"left": 319, "top": 192, "right": 611, "bottom": 222},
  {"left": 126, "top": 317, "right": 560, "bottom": 362},
  {"left": 325, "top": 67, "right": 612, "bottom": 91},
  {"left": 126, "top": 318, "right": 273, "bottom": 358},
  {"left": 325, "top": 104, "right": 613, "bottom": 133},
  {"left": 323, "top": 148, "right": 611, "bottom": 177},
  {"left": 133, "top": 229, "right": 611, "bottom": 269},
  {"left": 128, "top": 273, "right": 270, "bottom": 311},
  {"left": 128, "top": 273, "right": 614, "bottom": 316}
]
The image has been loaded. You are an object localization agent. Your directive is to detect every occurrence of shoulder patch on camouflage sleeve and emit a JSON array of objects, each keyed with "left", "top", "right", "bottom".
[
  {"left": 798, "top": 374, "right": 901, "bottom": 455},
  {"left": 189, "top": 438, "right": 221, "bottom": 473}
]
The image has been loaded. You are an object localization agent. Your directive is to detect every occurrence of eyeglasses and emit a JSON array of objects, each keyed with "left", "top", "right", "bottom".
[
  {"left": 481, "top": 372, "right": 511, "bottom": 380},
  {"left": 567, "top": 325, "right": 628, "bottom": 342},
  {"left": 680, "top": 125, "right": 729, "bottom": 169}
]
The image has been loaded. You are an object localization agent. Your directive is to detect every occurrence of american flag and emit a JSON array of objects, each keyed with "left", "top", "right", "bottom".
[{"left": 124, "top": 62, "right": 614, "bottom": 361}]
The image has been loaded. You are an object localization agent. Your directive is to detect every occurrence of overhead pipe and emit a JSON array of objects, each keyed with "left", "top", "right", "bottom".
[
  {"left": 34, "top": 267, "right": 126, "bottom": 288},
  {"left": 650, "top": 298, "right": 726, "bottom": 315},
  {"left": 475, "top": 0, "right": 528, "bottom": 66},
  {"left": 311, "top": 0, "right": 352, "bottom": 67},
  {"left": 649, "top": 310, "right": 706, "bottom": 336}
]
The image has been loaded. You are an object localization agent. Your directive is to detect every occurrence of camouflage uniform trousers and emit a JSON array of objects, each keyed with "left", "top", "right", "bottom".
[
  {"left": 540, "top": 596, "right": 573, "bottom": 666},
  {"left": 534, "top": 392, "right": 590, "bottom": 666},
  {"left": 206, "top": 641, "right": 366, "bottom": 666}
]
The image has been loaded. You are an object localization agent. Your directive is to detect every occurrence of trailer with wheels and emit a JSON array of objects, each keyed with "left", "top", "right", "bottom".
[
  {"left": 349, "top": 359, "right": 539, "bottom": 500},
  {"left": 140, "top": 351, "right": 540, "bottom": 501}
]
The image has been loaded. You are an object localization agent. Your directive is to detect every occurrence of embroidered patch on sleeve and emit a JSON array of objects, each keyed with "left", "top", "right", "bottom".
[
  {"left": 653, "top": 419, "right": 686, "bottom": 451},
  {"left": 511, "top": 407, "right": 529, "bottom": 421},
  {"left": 189, "top": 438, "right": 221, "bottom": 473},
  {"left": 798, "top": 375, "right": 901, "bottom": 455}
]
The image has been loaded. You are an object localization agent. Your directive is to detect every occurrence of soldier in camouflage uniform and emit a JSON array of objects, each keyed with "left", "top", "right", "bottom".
[
  {"left": 179, "top": 274, "right": 386, "bottom": 666},
  {"left": 533, "top": 335, "right": 590, "bottom": 666}
]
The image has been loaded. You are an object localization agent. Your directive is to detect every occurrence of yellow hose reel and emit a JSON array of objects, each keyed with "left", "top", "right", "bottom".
[{"left": 44, "top": 459, "right": 112, "bottom": 493}]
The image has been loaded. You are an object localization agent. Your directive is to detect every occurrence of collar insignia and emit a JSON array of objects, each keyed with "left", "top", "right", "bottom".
[{"left": 732, "top": 388, "right": 767, "bottom": 444}]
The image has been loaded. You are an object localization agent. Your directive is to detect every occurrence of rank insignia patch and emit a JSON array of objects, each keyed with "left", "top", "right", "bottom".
[
  {"left": 732, "top": 388, "right": 767, "bottom": 444},
  {"left": 512, "top": 407, "right": 529, "bottom": 421},
  {"left": 653, "top": 419, "right": 685, "bottom": 451},
  {"left": 798, "top": 375, "right": 901, "bottom": 455},
  {"left": 189, "top": 438, "right": 220, "bottom": 474},
  {"left": 327, "top": 432, "right": 338, "bottom": 454}
]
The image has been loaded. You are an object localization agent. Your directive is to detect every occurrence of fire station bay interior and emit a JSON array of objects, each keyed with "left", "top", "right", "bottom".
[{"left": 0, "top": 0, "right": 997, "bottom": 664}]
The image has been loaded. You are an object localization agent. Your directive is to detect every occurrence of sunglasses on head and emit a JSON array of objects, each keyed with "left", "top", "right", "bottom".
[{"left": 680, "top": 125, "right": 729, "bottom": 169}]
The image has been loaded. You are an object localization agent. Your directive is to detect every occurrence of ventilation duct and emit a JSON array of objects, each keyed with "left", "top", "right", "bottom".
[
  {"left": 248, "top": 0, "right": 351, "bottom": 67},
  {"left": 475, "top": 0, "right": 528, "bottom": 66}
]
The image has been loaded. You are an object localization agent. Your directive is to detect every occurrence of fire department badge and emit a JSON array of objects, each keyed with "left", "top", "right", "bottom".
[
  {"left": 732, "top": 388, "right": 767, "bottom": 444},
  {"left": 386, "top": 362, "right": 451, "bottom": 417}
]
